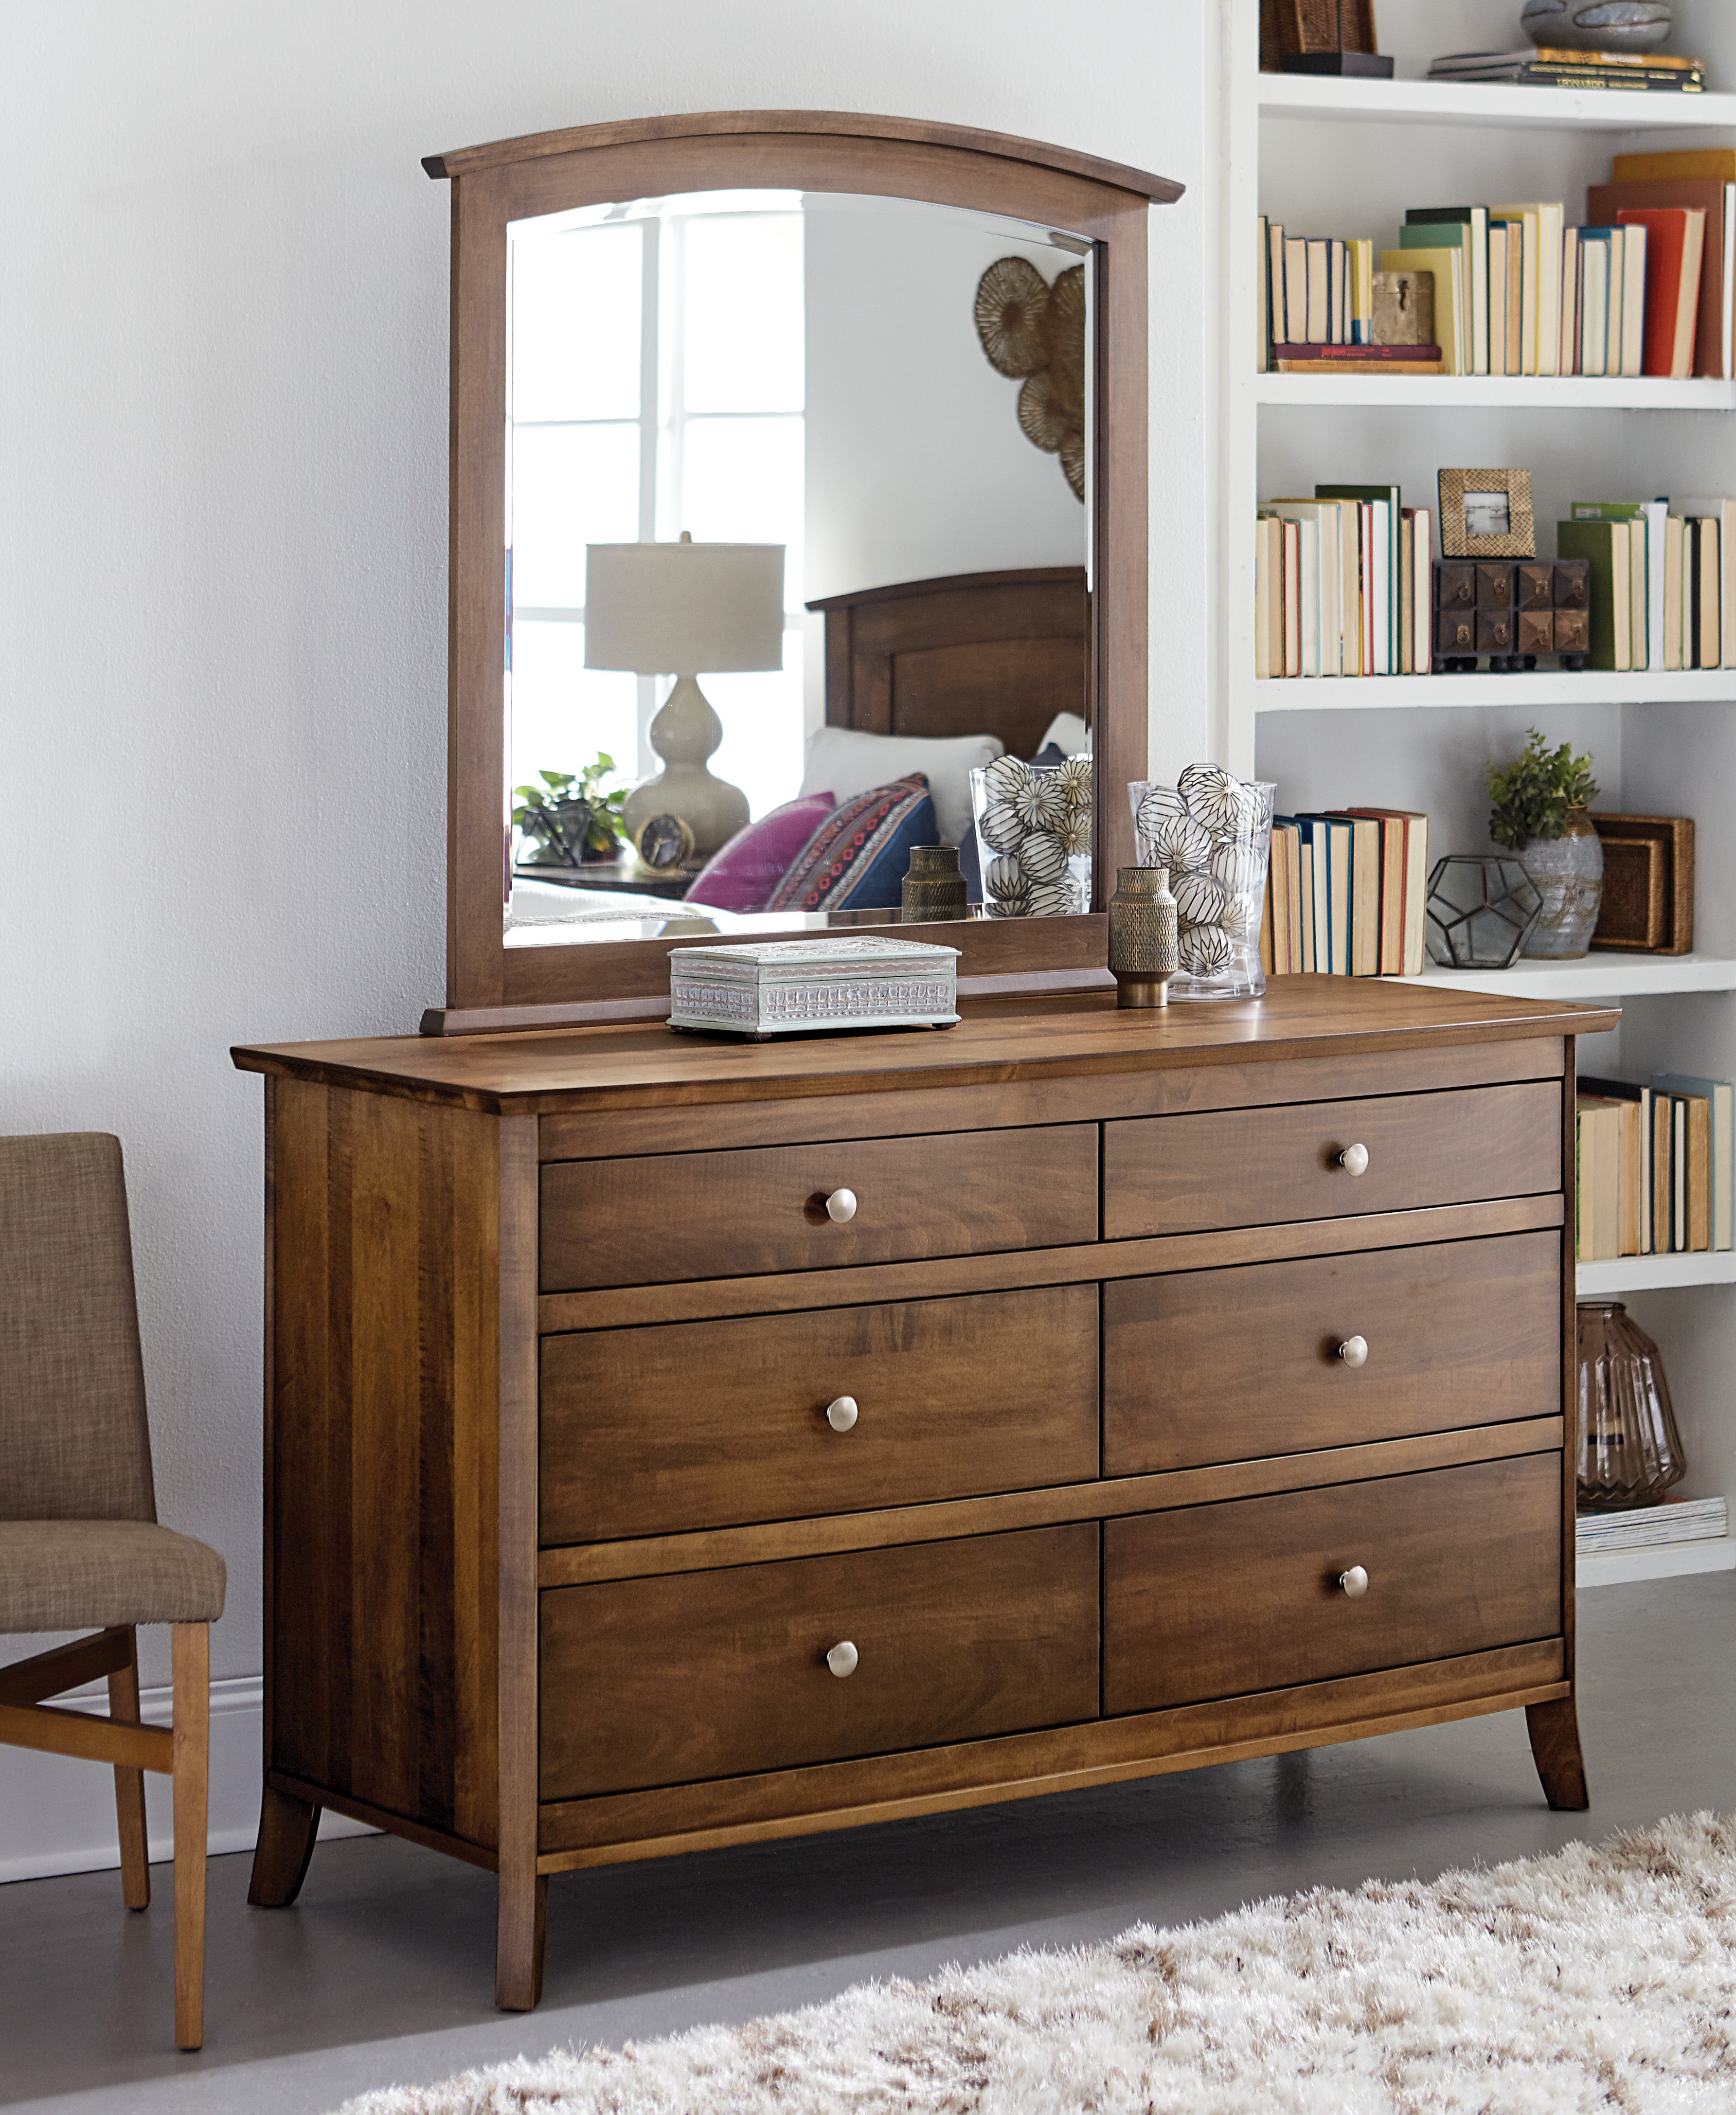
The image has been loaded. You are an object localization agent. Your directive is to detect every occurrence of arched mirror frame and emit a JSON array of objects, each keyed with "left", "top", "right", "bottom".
[{"left": 425, "top": 111, "right": 1182, "bottom": 1032}]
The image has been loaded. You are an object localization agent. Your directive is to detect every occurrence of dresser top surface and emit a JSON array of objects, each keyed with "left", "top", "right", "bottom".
[{"left": 232, "top": 977, "right": 1616, "bottom": 1114}]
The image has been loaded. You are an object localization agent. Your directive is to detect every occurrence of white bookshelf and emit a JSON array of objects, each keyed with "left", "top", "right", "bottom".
[{"left": 1230, "top": 0, "right": 1736, "bottom": 1593}]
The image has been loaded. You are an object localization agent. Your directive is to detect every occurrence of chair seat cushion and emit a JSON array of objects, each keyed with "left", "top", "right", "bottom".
[{"left": 0, "top": 1521, "right": 226, "bottom": 1631}]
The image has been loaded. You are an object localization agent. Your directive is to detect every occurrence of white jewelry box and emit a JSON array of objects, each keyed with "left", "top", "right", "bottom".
[{"left": 667, "top": 935, "right": 961, "bottom": 1037}]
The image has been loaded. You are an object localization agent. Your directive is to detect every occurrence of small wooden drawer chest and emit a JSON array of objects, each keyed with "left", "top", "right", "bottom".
[{"left": 233, "top": 978, "right": 1615, "bottom": 2008}]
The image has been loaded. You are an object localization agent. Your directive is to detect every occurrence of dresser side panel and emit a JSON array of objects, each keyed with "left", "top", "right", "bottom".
[{"left": 269, "top": 1079, "right": 501, "bottom": 1847}]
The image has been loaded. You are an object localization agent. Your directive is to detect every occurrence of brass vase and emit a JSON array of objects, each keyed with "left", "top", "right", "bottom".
[
  {"left": 1108, "top": 865, "right": 1179, "bottom": 1008},
  {"left": 901, "top": 844, "right": 968, "bottom": 923}
]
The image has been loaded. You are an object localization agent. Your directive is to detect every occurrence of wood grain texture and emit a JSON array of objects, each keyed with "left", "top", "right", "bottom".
[
  {"left": 534, "top": 1037, "right": 1565, "bottom": 1162},
  {"left": 425, "top": 109, "right": 1184, "bottom": 200},
  {"left": 108, "top": 1630, "right": 149, "bottom": 1911},
  {"left": 172, "top": 1621, "right": 209, "bottom": 2051},
  {"left": 233, "top": 982, "right": 1616, "bottom": 1113},
  {"left": 267, "top": 1081, "right": 500, "bottom": 1848},
  {"left": 538, "top": 1419, "right": 1561, "bottom": 1586},
  {"left": 537, "top": 1195, "right": 1565, "bottom": 1334},
  {"left": 1103, "top": 1081, "right": 1562, "bottom": 1240},
  {"left": 247, "top": 1784, "right": 322, "bottom": 1908},
  {"left": 1103, "top": 1232, "right": 1560, "bottom": 1474},
  {"left": 538, "top": 1124, "right": 1098, "bottom": 1291},
  {"left": 1104, "top": 1456, "right": 1562, "bottom": 1716},
  {"left": 539, "top": 1524, "right": 1100, "bottom": 1801},
  {"left": 540, "top": 1284, "right": 1098, "bottom": 1543},
  {"left": 1527, "top": 1694, "right": 1590, "bottom": 1810},
  {"left": 535, "top": 1639, "right": 1566, "bottom": 1864},
  {"left": 495, "top": 1112, "right": 544, "bottom": 2011},
  {"left": 0, "top": 1698, "right": 171, "bottom": 1773},
  {"left": 0, "top": 1627, "right": 131, "bottom": 1707}
]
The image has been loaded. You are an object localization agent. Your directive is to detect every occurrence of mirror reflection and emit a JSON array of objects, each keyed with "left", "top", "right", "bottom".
[{"left": 504, "top": 188, "right": 1093, "bottom": 947}]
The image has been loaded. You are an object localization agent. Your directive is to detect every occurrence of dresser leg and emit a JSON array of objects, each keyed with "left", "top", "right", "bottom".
[
  {"left": 496, "top": 1869, "right": 547, "bottom": 2011},
  {"left": 248, "top": 1784, "right": 322, "bottom": 1906},
  {"left": 1526, "top": 1695, "right": 1589, "bottom": 1810}
]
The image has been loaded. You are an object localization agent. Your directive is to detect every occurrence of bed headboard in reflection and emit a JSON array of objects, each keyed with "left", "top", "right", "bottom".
[{"left": 806, "top": 566, "right": 1088, "bottom": 759}]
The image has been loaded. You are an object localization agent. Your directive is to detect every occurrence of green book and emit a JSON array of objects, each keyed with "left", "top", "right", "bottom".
[
  {"left": 1557, "top": 518, "right": 1625, "bottom": 669},
  {"left": 1316, "top": 483, "right": 1401, "bottom": 674}
]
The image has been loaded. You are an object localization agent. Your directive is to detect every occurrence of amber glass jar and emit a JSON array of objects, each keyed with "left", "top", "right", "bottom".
[{"left": 1575, "top": 1301, "right": 1686, "bottom": 1512}]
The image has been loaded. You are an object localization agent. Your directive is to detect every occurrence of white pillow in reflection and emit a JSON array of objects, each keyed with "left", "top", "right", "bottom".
[
  {"left": 1038, "top": 711, "right": 1091, "bottom": 757},
  {"left": 799, "top": 726, "right": 1003, "bottom": 848}
]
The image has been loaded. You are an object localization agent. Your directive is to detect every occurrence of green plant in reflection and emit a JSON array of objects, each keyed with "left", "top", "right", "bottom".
[{"left": 512, "top": 756, "right": 629, "bottom": 863}]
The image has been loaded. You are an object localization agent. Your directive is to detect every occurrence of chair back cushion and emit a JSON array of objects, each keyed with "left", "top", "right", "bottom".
[{"left": 0, "top": 1133, "right": 156, "bottom": 1521}]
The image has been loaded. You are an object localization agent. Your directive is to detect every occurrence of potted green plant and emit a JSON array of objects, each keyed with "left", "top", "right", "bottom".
[
  {"left": 512, "top": 756, "right": 629, "bottom": 867},
  {"left": 1487, "top": 727, "right": 1602, "bottom": 959}
]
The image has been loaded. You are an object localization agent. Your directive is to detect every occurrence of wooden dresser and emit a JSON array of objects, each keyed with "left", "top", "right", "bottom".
[{"left": 233, "top": 978, "right": 1616, "bottom": 2008}]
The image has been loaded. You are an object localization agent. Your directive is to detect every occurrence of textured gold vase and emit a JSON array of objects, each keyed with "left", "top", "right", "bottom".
[
  {"left": 901, "top": 844, "right": 968, "bottom": 923},
  {"left": 1108, "top": 865, "right": 1179, "bottom": 1008}
]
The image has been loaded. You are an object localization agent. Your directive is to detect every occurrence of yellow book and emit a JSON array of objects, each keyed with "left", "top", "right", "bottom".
[
  {"left": 1613, "top": 149, "right": 1736, "bottom": 185},
  {"left": 1491, "top": 204, "right": 1562, "bottom": 376},
  {"left": 1380, "top": 247, "right": 1463, "bottom": 373}
]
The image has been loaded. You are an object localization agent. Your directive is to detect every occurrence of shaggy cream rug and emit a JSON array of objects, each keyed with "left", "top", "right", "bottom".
[{"left": 338, "top": 1812, "right": 1736, "bottom": 2113}]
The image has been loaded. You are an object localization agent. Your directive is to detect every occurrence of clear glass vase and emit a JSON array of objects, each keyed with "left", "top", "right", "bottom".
[
  {"left": 1576, "top": 1301, "right": 1687, "bottom": 1512},
  {"left": 1127, "top": 771, "right": 1274, "bottom": 999},
  {"left": 970, "top": 757, "right": 1092, "bottom": 917}
]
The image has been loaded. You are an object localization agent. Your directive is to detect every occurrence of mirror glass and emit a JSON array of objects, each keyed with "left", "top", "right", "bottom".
[{"left": 503, "top": 188, "right": 1094, "bottom": 951}]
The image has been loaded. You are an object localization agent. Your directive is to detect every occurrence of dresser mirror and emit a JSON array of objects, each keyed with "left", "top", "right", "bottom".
[{"left": 427, "top": 115, "right": 1179, "bottom": 1027}]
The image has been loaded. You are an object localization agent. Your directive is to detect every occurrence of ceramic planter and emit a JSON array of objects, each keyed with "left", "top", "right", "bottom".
[{"left": 1521, "top": 808, "right": 1604, "bottom": 958}]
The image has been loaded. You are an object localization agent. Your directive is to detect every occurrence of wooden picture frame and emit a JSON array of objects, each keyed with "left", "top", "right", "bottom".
[
  {"left": 422, "top": 113, "right": 1182, "bottom": 1033},
  {"left": 1590, "top": 812, "right": 1695, "bottom": 954},
  {"left": 1438, "top": 468, "right": 1537, "bottom": 559}
]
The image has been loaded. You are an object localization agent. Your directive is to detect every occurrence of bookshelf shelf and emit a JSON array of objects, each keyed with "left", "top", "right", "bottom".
[
  {"left": 1256, "top": 375, "right": 1736, "bottom": 411},
  {"left": 1577, "top": 1252, "right": 1736, "bottom": 1295},
  {"left": 1577, "top": 1535, "right": 1736, "bottom": 1587},
  {"left": 1397, "top": 952, "right": 1736, "bottom": 1001},
  {"left": 1249, "top": 670, "right": 1736, "bottom": 713},
  {"left": 1258, "top": 73, "right": 1736, "bottom": 135}
]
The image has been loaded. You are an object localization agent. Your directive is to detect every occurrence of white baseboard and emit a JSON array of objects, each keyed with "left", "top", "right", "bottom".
[{"left": 0, "top": 1672, "right": 375, "bottom": 1886}]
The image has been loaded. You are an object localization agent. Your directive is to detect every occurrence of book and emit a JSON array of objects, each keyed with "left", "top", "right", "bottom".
[
  {"left": 1254, "top": 515, "right": 1275, "bottom": 679},
  {"left": 1577, "top": 1096, "right": 1623, "bottom": 1260},
  {"left": 1270, "top": 342, "right": 1443, "bottom": 361},
  {"left": 1405, "top": 507, "right": 1432, "bottom": 675},
  {"left": 1317, "top": 484, "right": 1400, "bottom": 675},
  {"left": 1591, "top": 177, "right": 1732, "bottom": 378},
  {"left": 1698, "top": 514, "right": 1721, "bottom": 667},
  {"left": 1580, "top": 1075, "right": 1653, "bottom": 1254},
  {"left": 1282, "top": 518, "right": 1301, "bottom": 677},
  {"left": 1651, "top": 1073, "right": 1736, "bottom": 1251},
  {"left": 1306, "top": 237, "right": 1329, "bottom": 341},
  {"left": 1381, "top": 247, "right": 1463, "bottom": 373},
  {"left": 1342, "top": 807, "right": 1427, "bottom": 976},
  {"left": 1284, "top": 234, "right": 1308, "bottom": 343},
  {"left": 1492, "top": 215, "right": 1525, "bottom": 373},
  {"left": 1326, "top": 811, "right": 1381, "bottom": 975},
  {"left": 1613, "top": 207, "right": 1704, "bottom": 376},
  {"left": 1559, "top": 224, "right": 1580, "bottom": 375},
  {"left": 1405, "top": 206, "right": 1489, "bottom": 373},
  {"left": 1579, "top": 229, "right": 1613, "bottom": 373},
  {"left": 1257, "top": 215, "right": 1270, "bottom": 371},
  {"left": 1491, "top": 203, "right": 1562, "bottom": 374},
  {"left": 1267, "top": 501, "right": 1343, "bottom": 675},
  {"left": 1488, "top": 222, "right": 1509, "bottom": 376},
  {"left": 1620, "top": 220, "right": 1647, "bottom": 377},
  {"left": 1614, "top": 150, "right": 1736, "bottom": 181},
  {"left": 1557, "top": 518, "right": 1632, "bottom": 669},
  {"left": 1576, "top": 1495, "right": 1729, "bottom": 1555},
  {"left": 1664, "top": 513, "right": 1684, "bottom": 668},
  {"left": 1398, "top": 513, "right": 1413, "bottom": 675},
  {"left": 1268, "top": 220, "right": 1288, "bottom": 364}
]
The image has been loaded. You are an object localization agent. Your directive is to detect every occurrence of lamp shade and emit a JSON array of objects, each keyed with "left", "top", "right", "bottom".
[{"left": 584, "top": 538, "right": 786, "bottom": 676}]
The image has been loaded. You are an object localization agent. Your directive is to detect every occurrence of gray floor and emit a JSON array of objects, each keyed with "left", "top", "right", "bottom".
[{"left": 3, "top": 1574, "right": 1732, "bottom": 2115}]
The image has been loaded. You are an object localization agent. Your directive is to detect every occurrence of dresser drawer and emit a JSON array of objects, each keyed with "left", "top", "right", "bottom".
[
  {"left": 1104, "top": 1454, "right": 1561, "bottom": 1715},
  {"left": 1102, "top": 1082, "right": 1560, "bottom": 1241},
  {"left": 539, "top": 1524, "right": 1099, "bottom": 1798},
  {"left": 542, "top": 1284, "right": 1098, "bottom": 1543},
  {"left": 539, "top": 1125, "right": 1098, "bottom": 1291},
  {"left": 1103, "top": 1232, "right": 1560, "bottom": 1475}
]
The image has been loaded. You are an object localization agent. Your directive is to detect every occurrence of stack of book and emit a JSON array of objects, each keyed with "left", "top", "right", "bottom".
[
  {"left": 1258, "top": 151, "right": 1736, "bottom": 380},
  {"left": 1575, "top": 1073, "right": 1736, "bottom": 1260},
  {"left": 1429, "top": 48, "right": 1706, "bottom": 95},
  {"left": 1255, "top": 487, "right": 1433, "bottom": 677},
  {"left": 1576, "top": 1496, "right": 1729, "bottom": 1559},
  {"left": 1562, "top": 498, "right": 1736, "bottom": 672},
  {"left": 1261, "top": 809, "right": 1428, "bottom": 978}
]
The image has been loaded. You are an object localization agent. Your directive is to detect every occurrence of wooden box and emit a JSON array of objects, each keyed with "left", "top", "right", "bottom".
[{"left": 1590, "top": 813, "right": 1695, "bottom": 954}]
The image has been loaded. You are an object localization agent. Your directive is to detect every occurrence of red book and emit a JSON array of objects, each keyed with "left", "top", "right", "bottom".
[
  {"left": 1270, "top": 342, "right": 1442, "bottom": 361},
  {"left": 1590, "top": 179, "right": 1726, "bottom": 376},
  {"left": 1614, "top": 206, "right": 1705, "bottom": 377}
]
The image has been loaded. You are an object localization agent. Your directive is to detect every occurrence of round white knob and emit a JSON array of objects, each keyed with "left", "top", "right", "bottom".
[
  {"left": 825, "top": 1187, "right": 858, "bottom": 1224},
  {"left": 1338, "top": 1565, "right": 1369, "bottom": 1598},
  {"left": 825, "top": 1640, "right": 859, "bottom": 1678},
  {"left": 825, "top": 1395, "right": 859, "bottom": 1432},
  {"left": 1338, "top": 1143, "right": 1369, "bottom": 1177},
  {"left": 1337, "top": 1335, "right": 1368, "bottom": 1369}
]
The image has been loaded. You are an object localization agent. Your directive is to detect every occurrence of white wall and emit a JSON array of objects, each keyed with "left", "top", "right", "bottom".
[{"left": 0, "top": 0, "right": 1214, "bottom": 1867}]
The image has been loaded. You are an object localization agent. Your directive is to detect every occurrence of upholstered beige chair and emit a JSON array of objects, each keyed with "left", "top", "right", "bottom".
[{"left": 0, "top": 1132, "right": 226, "bottom": 2050}]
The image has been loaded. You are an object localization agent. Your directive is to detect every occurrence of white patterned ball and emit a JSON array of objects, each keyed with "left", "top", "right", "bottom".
[
  {"left": 985, "top": 854, "right": 1025, "bottom": 897},
  {"left": 984, "top": 753, "right": 1030, "bottom": 802},
  {"left": 1147, "top": 810, "right": 1214, "bottom": 873},
  {"left": 1014, "top": 773, "right": 1065, "bottom": 829},
  {"left": 1217, "top": 892, "right": 1258, "bottom": 940},
  {"left": 1055, "top": 808, "right": 1092, "bottom": 856},
  {"left": 979, "top": 801, "right": 1025, "bottom": 853},
  {"left": 1020, "top": 831, "right": 1066, "bottom": 883},
  {"left": 1027, "top": 879, "right": 1080, "bottom": 916},
  {"left": 1211, "top": 841, "right": 1261, "bottom": 892},
  {"left": 1179, "top": 922, "right": 1235, "bottom": 974},
  {"left": 1174, "top": 871, "right": 1226, "bottom": 926},
  {"left": 1178, "top": 762, "right": 1237, "bottom": 834}
]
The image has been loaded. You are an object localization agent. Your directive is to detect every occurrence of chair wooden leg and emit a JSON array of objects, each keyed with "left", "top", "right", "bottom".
[
  {"left": 1527, "top": 1693, "right": 1590, "bottom": 1811},
  {"left": 248, "top": 1783, "right": 322, "bottom": 1908},
  {"left": 171, "top": 1623, "right": 210, "bottom": 2052},
  {"left": 107, "top": 1628, "right": 150, "bottom": 1911}
]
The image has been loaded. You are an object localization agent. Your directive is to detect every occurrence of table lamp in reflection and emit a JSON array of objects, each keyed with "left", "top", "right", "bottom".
[{"left": 585, "top": 534, "right": 785, "bottom": 861}]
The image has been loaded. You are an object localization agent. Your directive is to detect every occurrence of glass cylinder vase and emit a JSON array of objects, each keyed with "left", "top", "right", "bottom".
[
  {"left": 1127, "top": 771, "right": 1274, "bottom": 999},
  {"left": 970, "top": 756, "right": 1092, "bottom": 918},
  {"left": 1576, "top": 1300, "right": 1687, "bottom": 1512}
]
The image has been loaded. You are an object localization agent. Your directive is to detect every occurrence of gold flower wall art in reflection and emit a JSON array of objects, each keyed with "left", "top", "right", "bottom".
[{"left": 974, "top": 256, "right": 1086, "bottom": 500}]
